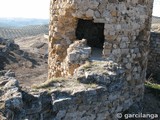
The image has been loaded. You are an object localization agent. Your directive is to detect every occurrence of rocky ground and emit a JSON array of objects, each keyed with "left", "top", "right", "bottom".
[
  {"left": 0, "top": 17, "right": 160, "bottom": 119},
  {"left": 0, "top": 34, "right": 48, "bottom": 88},
  {"left": 151, "top": 24, "right": 160, "bottom": 33},
  {"left": 151, "top": 16, "right": 160, "bottom": 33}
]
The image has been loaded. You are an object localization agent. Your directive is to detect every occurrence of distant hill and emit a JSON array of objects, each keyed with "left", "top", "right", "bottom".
[
  {"left": 0, "top": 16, "right": 159, "bottom": 39},
  {"left": 152, "top": 16, "right": 160, "bottom": 24},
  {"left": 0, "top": 25, "right": 49, "bottom": 39},
  {"left": 0, "top": 18, "right": 49, "bottom": 28},
  {"left": 0, "top": 18, "right": 49, "bottom": 39}
]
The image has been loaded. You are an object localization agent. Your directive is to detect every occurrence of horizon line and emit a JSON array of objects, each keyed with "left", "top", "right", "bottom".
[{"left": 0, "top": 17, "right": 49, "bottom": 20}]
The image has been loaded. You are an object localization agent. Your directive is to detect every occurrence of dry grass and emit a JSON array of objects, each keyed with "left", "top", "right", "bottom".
[
  {"left": 81, "top": 61, "right": 92, "bottom": 69},
  {"left": 32, "top": 77, "right": 67, "bottom": 89},
  {"left": 31, "top": 76, "right": 99, "bottom": 94},
  {"left": 145, "top": 81, "right": 160, "bottom": 90}
]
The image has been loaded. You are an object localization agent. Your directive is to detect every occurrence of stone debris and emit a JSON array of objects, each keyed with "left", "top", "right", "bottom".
[
  {"left": 0, "top": 37, "right": 20, "bottom": 58},
  {"left": 66, "top": 39, "right": 91, "bottom": 63},
  {"left": 63, "top": 39, "right": 91, "bottom": 76},
  {"left": 0, "top": 69, "right": 144, "bottom": 120},
  {"left": 0, "top": 71, "right": 22, "bottom": 120},
  {"left": 74, "top": 61, "right": 125, "bottom": 85}
]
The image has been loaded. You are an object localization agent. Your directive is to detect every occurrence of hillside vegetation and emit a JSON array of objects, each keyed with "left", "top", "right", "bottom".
[
  {"left": 152, "top": 16, "right": 160, "bottom": 24},
  {"left": 0, "top": 25, "right": 48, "bottom": 39}
]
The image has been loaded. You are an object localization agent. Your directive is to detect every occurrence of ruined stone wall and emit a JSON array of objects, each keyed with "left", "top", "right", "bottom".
[
  {"left": 0, "top": 71, "right": 143, "bottom": 120},
  {"left": 0, "top": 1, "right": 155, "bottom": 120},
  {"left": 49, "top": 0, "right": 153, "bottom": 78},
  {"left": 148, "top": 32, "right": 160, "bottom": 80},
  {"left": 47, "top": 0, "right": 154, "bottom": 119}
]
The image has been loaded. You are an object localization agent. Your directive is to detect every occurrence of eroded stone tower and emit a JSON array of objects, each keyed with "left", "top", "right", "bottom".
[
  {"left": 0, "top": 1, "right": 155, "bottom": 120},
  {"left": 48, "top": 0, "right": 153, "bottom": 79}
]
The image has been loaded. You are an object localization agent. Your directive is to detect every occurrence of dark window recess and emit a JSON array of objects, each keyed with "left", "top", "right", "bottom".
[{"left": 76, "top": 19, "right": 105, "bottom": 49}]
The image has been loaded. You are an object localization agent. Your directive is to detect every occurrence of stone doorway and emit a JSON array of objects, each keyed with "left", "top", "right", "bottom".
[{"left": 76, "top": 19, "right": 105, "bottom": 59}]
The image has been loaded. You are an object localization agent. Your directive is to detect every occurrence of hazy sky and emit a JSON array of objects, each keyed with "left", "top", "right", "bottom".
[
  {"left": 153, "top": 0, "right": 160, "bottom": 17},
  {"left": 0, "top": 0, "right": 50, "bottom": 19},
  {"left": 0, "top": 0, "right": 159, "bottom": 19}
]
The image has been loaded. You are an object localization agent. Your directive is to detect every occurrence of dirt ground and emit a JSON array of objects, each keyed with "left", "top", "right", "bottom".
[{"left": 3, "top": 34, "right": 48, "bottom": 88}]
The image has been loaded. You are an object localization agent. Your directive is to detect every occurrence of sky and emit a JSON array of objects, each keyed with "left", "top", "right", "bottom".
[
  {"left": 0, "top": 0, "right": 50, "bottom": 19},
  {"left": 0, "top": 0, "right": 159, "bottom": 19},
  {"left": 153, "top": 0, "right": 160, "bottom": 17}
]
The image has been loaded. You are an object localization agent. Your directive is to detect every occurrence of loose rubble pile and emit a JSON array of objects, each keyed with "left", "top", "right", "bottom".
[
  {"left": 0, "top": 37, "right": 19, "bottom": 56},
  {"left": 74, "top": 60, "right": 124, "bottom": 85},
  {"left": 63, "top": 39, "right": 91, "bottom": 76},
  {"left": 31, "top": 41, "right": 48, "bottom": 59},
  {"left": 0, "top": 37, "right": 34, "bottom": 70},
  {"left": 0, "top": 70, "right": 51, "bottom": 120},
  {"left": 0, "top": 70, "right": 22, "bottom": 120}
]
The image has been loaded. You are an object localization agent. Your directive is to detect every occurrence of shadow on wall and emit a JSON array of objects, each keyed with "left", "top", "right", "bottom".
[{"left": 76, "top": 19, "right": 105, "bottom": 49}]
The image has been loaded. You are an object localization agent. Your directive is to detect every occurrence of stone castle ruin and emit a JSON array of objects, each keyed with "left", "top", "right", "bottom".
[
  {"left": 0, "top": 0, "right": 155, "bottom": 120},
  {"left": 47, "top": 0, "right": 154, "bottom": 119},
  {"left": 48, "top": 0, "right": 153, "bottom": 78}
]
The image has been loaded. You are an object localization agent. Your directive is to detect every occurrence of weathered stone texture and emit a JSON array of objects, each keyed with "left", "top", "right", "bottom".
[
  {"left": 0, "top": 73, "right": 143, "bottom": 120},
  {"left": 48, "top": 0, "right": 153, "bottom": 119},
  {"left": 63, "top": 39, "right": 91, "bottom": 76},
  {"left": 49, "top": 0, "right": 153, "bottom": 78},
  {"left": 148, "top": 32, "right": 160, "bottom": 79}
]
